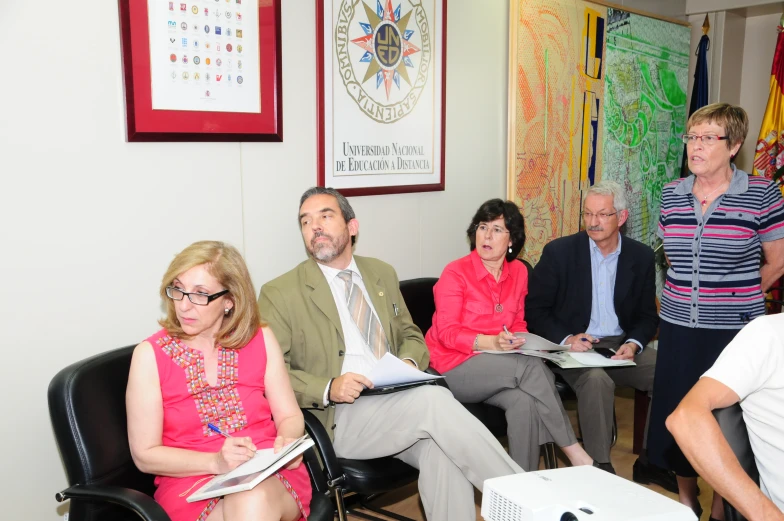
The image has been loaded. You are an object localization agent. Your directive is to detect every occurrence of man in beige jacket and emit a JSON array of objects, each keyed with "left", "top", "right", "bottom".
[{"left": 259, "top": 187, "right": 522, "bottom": 521}]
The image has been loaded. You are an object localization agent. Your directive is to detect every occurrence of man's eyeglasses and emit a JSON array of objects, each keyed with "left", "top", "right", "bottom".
[
  {"left": 681, "top": 134, "right": 729, "bottom": 146},
  {"left": 476, "top": 223, "right": 510, "bottom": 237},
  {"left": 582, "top": 211, "right": 618, "bottom": 222},
  {"left": 165, "top": 286, "right": 229, "bottom": 306}
]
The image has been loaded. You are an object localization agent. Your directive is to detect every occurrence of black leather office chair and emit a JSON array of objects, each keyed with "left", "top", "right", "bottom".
[
  {"left": 399, "top": 276, "right": 559, "bottom": 469},
  {"left": 714, "top": 404, "right": 760, "bottom": 521},
  {"left": 48, "top": 345, "right": 333, "bottom": 521},
  {"left": 302, "top": 410, "right": 417, "bottom": 521}
]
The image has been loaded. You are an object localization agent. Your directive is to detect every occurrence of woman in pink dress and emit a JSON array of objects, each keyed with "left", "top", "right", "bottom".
[{"left": 126, "top": 241, "right": 312, "bottom": 521}]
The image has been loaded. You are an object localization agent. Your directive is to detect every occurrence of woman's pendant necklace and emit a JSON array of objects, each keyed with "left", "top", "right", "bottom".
[
  {"left": 486, "top": 277, "right": 504, "bottom": 313},
  {"left": 697, "top": 178, "right": 729, "bottom": 207}
]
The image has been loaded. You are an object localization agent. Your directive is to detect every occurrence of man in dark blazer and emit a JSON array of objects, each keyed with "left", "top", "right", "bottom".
[
  {"left": 526, "top": 181, "right": 675, "bottom": 491},
  {"left": 259, "top": 187, "right": 522, "bottom": 521}
]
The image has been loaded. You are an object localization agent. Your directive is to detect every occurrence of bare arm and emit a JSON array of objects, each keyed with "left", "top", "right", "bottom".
[
  {"left": 761, "top": 238, "right": 784, "bottom": 292},
  {"left": 263, "top": 327, "right": 305, "bottom": 441},
  {"left": 667, "top": 378, "right": 784, "bottom": 521},
  {"left": 126, "top": 342, "right": 255, "bottom": 477}
]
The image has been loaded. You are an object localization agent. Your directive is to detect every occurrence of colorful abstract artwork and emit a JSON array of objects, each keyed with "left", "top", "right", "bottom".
[
  {"left": 508, "top": 2, "right": 690, "bottom": 267},
  {"left": 507, "top": 0, "right": 607, "bottom": 264},
  {"left": 601, "top": 9, "right": 690, "bottom": 251}
]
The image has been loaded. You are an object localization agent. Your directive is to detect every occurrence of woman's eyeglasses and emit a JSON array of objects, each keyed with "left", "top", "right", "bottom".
[
  {"left": 165, "top": 286, "right": 228, "bottom": 306},
  {"left": 681, "top": 134, "right": 729, "bottom": 146},
  {"left": 476, "top": 223, "right": 510, "bottom": 237}
]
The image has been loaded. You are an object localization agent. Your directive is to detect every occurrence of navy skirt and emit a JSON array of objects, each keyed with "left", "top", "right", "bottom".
[{"left": 647, "top": 320, "right": 740, "bottom": 477}]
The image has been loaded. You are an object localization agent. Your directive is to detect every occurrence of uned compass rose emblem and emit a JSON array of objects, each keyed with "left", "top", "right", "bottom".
[{"left": 335, "top": 0, "right": 432, "bottom": 124}]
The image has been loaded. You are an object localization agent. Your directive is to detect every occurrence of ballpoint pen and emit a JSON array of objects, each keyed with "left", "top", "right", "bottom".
[
  {"left": 207, "top": 423, "right": 231, "bottom": 438},
  {"left": 502, "top": 324, "right": 514, "bottom": 344}
]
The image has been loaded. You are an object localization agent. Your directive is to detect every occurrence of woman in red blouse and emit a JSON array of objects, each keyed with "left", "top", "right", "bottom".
[{"left": 425, "top": 199, "right": 592, "bottom": 471}]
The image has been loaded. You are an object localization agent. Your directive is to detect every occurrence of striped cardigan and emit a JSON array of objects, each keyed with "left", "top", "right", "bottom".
[{"left": 657, "top": 166, "right": 784, "bottom": 329}]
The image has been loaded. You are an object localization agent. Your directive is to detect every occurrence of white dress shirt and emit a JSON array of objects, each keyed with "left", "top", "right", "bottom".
[
  {"left": 318, "top": 258, "right": 383, "bottom": 379},
  {"left": 319, "top": 257, "right": 413, "bottom": 406}
]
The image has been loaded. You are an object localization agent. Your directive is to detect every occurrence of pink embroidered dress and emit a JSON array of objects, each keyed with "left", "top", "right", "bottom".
[{"left": 149, "top": 328, "right": 312, "bottom": 521}]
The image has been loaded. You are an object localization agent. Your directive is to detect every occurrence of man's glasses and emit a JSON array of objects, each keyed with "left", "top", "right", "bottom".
[
  {"left": 165, "top": 286, "right": 229, "bottom": 306},
  {"left": 476, "top": 223, "right": 510, "bottom": 237},
  {"left": 582, "top": 211, "right": 618, "bottom": 222},
  {"left": 681, "top": 134, "right": 729, "bottom": 146}
]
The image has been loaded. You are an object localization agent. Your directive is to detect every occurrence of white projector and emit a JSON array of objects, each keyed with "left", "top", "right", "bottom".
[{"left": 481, "top": 466, "right": 697, "bottom": 521}]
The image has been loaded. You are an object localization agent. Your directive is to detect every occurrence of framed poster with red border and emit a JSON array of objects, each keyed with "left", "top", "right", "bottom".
[
  {"left": 118, "top": 0, "right": 282, "bottom": 142},
  {"left": 317, "top": 0, "right": 447, "bottom": 196}
]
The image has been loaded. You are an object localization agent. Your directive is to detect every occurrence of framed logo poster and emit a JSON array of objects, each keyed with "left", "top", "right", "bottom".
[
  {"left": 118, "top": 0, "right": 282, "bottom": 141},
  {"left": 317, "top": 0, "right": 447, "bottom": 195}
]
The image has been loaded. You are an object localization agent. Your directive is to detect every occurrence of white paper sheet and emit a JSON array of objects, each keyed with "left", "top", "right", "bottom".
[
  {"left": 147, "top": 0, "right": 261, "bottom": 112},
  {"left": 568, "top": 352, "right": 636, "bottom": 367},
  {"left": 478, "top": 349, "right": 568, "bottom": 362},
  {"left": 222, "top": 435, "right": 311, "bottom": 481},
  {"left": 512, "top": 332, "right": 571, "bottom": 352},
  {"left": 367, "top": 353, "right": 444, "bottom": 387},
  {"left": 187, "top": 436, "right": 315, "bottom": 502}
]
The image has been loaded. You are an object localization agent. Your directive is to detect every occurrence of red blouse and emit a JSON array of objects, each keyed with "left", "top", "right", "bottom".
[{"left": 425, "top": 250, "right": 529, "bottom": 373}]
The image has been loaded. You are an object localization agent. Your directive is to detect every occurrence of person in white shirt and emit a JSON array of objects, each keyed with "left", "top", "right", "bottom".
[
  {"left": 258, "top": 187, "right": 525, "bottom": 521},
  {"left": 667, "top": 314, "right": 784, "bottom": 521}
]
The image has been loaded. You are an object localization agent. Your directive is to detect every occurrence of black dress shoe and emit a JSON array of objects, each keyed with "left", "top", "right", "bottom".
[
  {"left": 632, "top": 458, "right": 678, "bottom": 494},
  {"left": 592, "top": 460, "right": 616, "bottom": 474}
]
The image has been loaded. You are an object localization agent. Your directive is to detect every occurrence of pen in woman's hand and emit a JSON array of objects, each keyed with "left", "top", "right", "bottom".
[
  {"left": 208, "top": 423, "right": 231, "bottom": 438},
  {"left": 502, "top": 325, "right": 514, "bottom": 344}
]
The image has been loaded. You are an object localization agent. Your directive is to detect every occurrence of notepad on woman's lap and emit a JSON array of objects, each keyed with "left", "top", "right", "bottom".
[{"left": 186, "top": 435, "right": 315, "bottom": 502}]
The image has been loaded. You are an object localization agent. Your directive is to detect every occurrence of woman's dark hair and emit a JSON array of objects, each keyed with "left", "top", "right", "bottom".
[{"left": 466, "top": 199, "right": 526, "bottom": 262}]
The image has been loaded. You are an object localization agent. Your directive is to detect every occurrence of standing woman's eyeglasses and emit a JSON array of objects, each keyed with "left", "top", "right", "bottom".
[{"left": 681, "top": 134, "right": 729, "bottom": 146}]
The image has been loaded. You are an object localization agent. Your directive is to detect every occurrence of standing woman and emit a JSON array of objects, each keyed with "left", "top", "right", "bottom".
[{"left": 650, "top": 103, "right": 784, "bottom": 519}]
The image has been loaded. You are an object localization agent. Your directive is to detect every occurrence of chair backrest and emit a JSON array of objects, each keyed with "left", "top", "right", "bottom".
[
  {"left": 714, "top": 404, "right": 760, "bottom": 521},
  {"left": 399, "top": 277, "right": 438, "bottom": 335},
  {"left": 48, "top": 345, "right": 155, "bottom": 521},
  {"left": 517, "top": 257, "right": 533, "bottom": 275}
]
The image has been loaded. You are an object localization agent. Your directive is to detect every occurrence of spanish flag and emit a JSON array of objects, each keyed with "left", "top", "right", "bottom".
[{"left": 753, "top": 17, "right": 784, "bottom": 192}]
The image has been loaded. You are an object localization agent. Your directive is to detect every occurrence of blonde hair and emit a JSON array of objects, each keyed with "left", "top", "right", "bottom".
[
  {"left": 687, "top": 103, "right": 749, "bottom": 149},
  {"left": 158, "top": 241, "right": 262, "bottom": 349}
]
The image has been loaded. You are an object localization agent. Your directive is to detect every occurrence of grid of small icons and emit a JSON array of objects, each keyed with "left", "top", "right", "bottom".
[{"left": 166, "top": 0, "right": 246, "bottom": 93}]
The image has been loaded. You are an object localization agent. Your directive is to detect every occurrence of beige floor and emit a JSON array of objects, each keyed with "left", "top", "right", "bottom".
[{"left": 341, "top": 388, "right": 716, "bottom": 520}]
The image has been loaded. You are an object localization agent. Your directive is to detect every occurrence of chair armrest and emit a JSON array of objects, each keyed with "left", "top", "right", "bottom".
[
  {"left": 56, "top": 484, "right": 171, "bottom": 521},
  {"left": 425, "top": 366, "right": 449, "bottom": 389},
  {"left": 301, "top": 409, "right": 345, "bottom": 486},
  {"left": 713, "top": 404, "right": 760, "bottom": 484}
]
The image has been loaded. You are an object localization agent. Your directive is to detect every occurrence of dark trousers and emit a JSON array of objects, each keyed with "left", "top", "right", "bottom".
[
  {"left": 552, "top": 335, "right": 657, "bottom": 463},
  {"left": 647, "top": 321, "right": 739, "bottom": 477}
]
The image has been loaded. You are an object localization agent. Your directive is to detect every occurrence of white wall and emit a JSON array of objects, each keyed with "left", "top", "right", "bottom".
[
  {"left": 0, "top": 1, "right": 509, "bottom": 519},
  {"left": 737, "top": 12, "right": 781, "bottom": 171},
  {"left": 620, "top": 0, "right": 688, "bottom": 20},
  {"left": 687, "top": 0, "right": 784, "bottom": 14},
  {"left": 0, "top": 0, "right": 701, "bottom": 518}
]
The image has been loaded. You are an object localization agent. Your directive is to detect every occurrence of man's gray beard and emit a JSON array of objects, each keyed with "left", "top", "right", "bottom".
[{"left": 311, "top": 236, "right": 348, "bottom": 264}]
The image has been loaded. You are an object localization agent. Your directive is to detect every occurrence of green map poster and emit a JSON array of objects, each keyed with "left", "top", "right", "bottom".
[{"left": 601, "top": 9, "right": 690, "bottom": 251}]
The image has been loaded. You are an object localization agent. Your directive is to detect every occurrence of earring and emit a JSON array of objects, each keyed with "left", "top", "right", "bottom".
[
  {"left": 224, "top": 308, "right": 230, "bottom": 316},
  {"left": 508, "top": 246, "right": 512, "bottom": 253}
]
